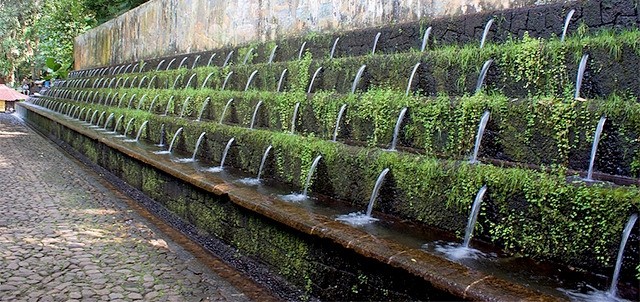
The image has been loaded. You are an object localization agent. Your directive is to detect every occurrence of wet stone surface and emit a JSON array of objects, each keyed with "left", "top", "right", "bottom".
[{"left": 0, "top": 113, "right": 251, "bottom": 301}]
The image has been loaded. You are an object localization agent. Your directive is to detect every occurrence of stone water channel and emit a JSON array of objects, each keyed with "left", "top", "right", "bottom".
[{"left": 0, "top": 113, "right": 275, "bottom": 301}]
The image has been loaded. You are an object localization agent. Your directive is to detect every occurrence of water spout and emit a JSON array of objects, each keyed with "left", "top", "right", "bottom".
[
  {"left": 290, "top": 102, "right": 300, "bottom": 134},
  {"left": 332, "top": 104, "right": 347, "bottom": 142},
  {"left": 201, "top": 72, "right": 215, "bottom": 89},
  {"left": 245, "top": 70, "right": 258, "bottom": 91},
  {"left": 165, "top": 58, "right": 177, "bottom": 70},
  {"left": 171, "top": 74, "right": 183, "bottom": 89},
  {"left": 177, "top": 57, "right": 188, "bottom": 69},
  {"left": 185, "top": 73, "right": 197, "bottom": 89},
  {"left": 157, "top": 124, "right": 166, "bottom": 147},
  {"left": 163, "top": 127, "right": 183, "bottom": 154},
  {"left": 371, "top": 32, "right": 381, "bottom": 55},
  {"left": 249, "top": 100, "right": 263, "bottom": 129},
  {"left": 155, "top": 59, "right": 166, "bottom": 71},
  {"left": 405, "top": 63, "right": 421, "bottom": 96},
  {"left": 242, "top": 48, "right": 254, "bottom": 64},
  {"left": 329, "top": 37, "right": 340, "bottom": 59},
  {"left": 206, "top": 138, "right": 235, "bottom": 172},
  {"left": 256, "top": 145, "right": 272, "bottom": 181},
  {"left": 420, "top": 26, "right": 432, "bottom": 52},
  {"left": 298, "top": 41, "right": 307, "bottom": 60},
  {"left": 219, "top": 99, "right": 233, "bottom": 124},
  {"left": 206, "top": 53, "right": 216, "bottom": 67},
  {"left": 609, "top": 213, "right": 638, "bottom": 298},
  {"left": 147, "top": 75, "right": 157, "bottom": 89},
  {"left": 148, "top": 95, "right": 159, "bottom": 113},
  {"left": 164, "top": 96, "right": 175, "bottom": 116},
  {"left": 222, "top": 51, "right": 234, "bottom": 67},
  {"left": 179, "top": 97, "right": 191, "bottom": 118},
  {"left": 463, "top": 185, "right": 488, "bottom": 247},
  {"left": 136, "top": 94, "right": 148, "bottom": 110},
  {"left": 196, "top": 97, "right": 210, "bottom": 121},
  {"left": 389, "top": 107, "right": 408, "bottom": 151},
  {"left": 191, "top": 55, "right": 201, "bottom": 69},
  {"left": 221, "top": 72, "right": 233, "bottom": 90},
  {"left": 239, "top": 145, "right": 273, "bottom": 185},
  {"left": 132, "top": 120, "right": 149, "bottom": 142},
  {"left": 575, "top": 54, "right": 589, "bottom": 100},
  {"left": 585, "top": 116, "right": 606, "bottom": 182},
  {"left": 190, "top": 132, "right": 206, "bottom": 161},
  {"left": 475, "top": 59, "right": 493, "bottom": 94},
  {"left": 561, "top": 9, "right": 575, "bottom": 42},
  {"left": 127, "top": 94, "right": 137, "bottom": 109},
  {"left": 268, "top": 45, "right": 278, "bottom": 64},
  {"left": 307, "top": 67, "right": 323, "bottom": 94},
  {"left": 480, "top": 18, "right": 494, "bottom": 48},
  {"left": 351, "top": 65, "right": 367, "bottom": 94},
  {"left": 122, "top": 118, "right": 135, "bottom": 138},
  {"left": 102, "top": 113, "right": 115, "bottom": 130},
  {"left": 302, "top": 156, "right": 322, "bottom": 197},
  {"left": 112, "top": 115, "right": 124, "bottom": 134},
  {"left": 470, "top": 111, "right": 491, "bottom": 164},
  {"left": 277, "top": 69, "right": 288, "bottom": 92},
  {"left": 138, "top": 76, "right": 148, "bottom": 89},
  {"left": 366, "top": 168, "right": 390, "bottom": 216}
]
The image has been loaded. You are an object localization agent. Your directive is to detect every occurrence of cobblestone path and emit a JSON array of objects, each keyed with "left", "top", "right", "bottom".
[{"left": 0, "top": 113, "right": 252, "bottom": 301}]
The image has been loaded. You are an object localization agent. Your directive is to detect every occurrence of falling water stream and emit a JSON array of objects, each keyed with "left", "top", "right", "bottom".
[
  {"left": 332, "top": 104, "right": 348, "bottom": 142},
  {"left": 290, "top": 102, "right": 300, "bottom": 134},
  {"left": 584, "top": 116, "right": 606, "bottom": 182},
  {"left": 277, "top": 69, "right": 288, "bottom": 92},
  {"left": 329, "top": 37, "right": 340, "bottom": 59},
  {"left": 351, "top": 65, "right": 367, "bottom": 94},
  {"left": 475, "top": 60, "right": 494, "bottom": 94},
  {"left": 371, "top": 32, "right": 381, "bottom": 55},
  {"left": 280, "top": 155, "right": 322, "bottom": 202},
  {"left": 420, "top": 27, "right": 432, "bottom": 52},
  {"left": 249, "top": 101, "right": 263, "bottom": 129},
  {"left": 405, "top": 63, "right": 421, "bottom": 96},
  {"left": 176, "top": 132, "right": 206, "bottom": 163},
  {"left": 561, "top": 9, "right": 576, "bottom": 42},
  {"left": 575, "top": 54, "right": 589, "bottom": 100},
  {"left": 388, "top": 108, "right": 408, "bottom": 151},
  {"left": 470, "top": 111, "right": 491, "bottom": 164},
  {"left": 204, "top": 138, "right": 235, "bottom": 173},
  {"left": 480, "top": 19, "right": 494, "bottom": 48},
  {"left": 238, "top": 145, "right": 273, "bottom": 186},
  {"left": 245, "top": 70, "right": 258, "bottom": 91},
  {"left": 154, "top": 127, "right": 183, "bottom": 155},
  {"left": 307, "top": 67, "right": 323, "bottom": 94},
  {"left": 335, "top": 168, "right": 390, "bottom": 226}
]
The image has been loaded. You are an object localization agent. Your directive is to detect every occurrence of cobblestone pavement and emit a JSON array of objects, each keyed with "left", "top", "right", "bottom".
[{"left": 0, "top": 112, "right": 252, "bottom": 301}]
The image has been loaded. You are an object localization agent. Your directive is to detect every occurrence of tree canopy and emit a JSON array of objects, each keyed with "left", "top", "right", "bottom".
[{"left": 0, "top": 0, "right": 149, "bottom": 85}]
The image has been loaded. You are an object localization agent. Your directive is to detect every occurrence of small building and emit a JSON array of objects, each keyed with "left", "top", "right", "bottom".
[
  {"left": 0, "top": 99, "right": 17, "bottom": 113},
  {"left": 0, "top": 84, "right": 28, "bottom": 112}
]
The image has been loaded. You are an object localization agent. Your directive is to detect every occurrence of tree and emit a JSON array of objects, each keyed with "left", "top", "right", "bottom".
[
  {"left": 0, "top": 0, "right": 149, "bottom": 84},
  {"left": 83, "top": 0, "right": 149, "bottom": 25},
  {"left": 0, "top": 0, "right": 41, "bottom": 85}
]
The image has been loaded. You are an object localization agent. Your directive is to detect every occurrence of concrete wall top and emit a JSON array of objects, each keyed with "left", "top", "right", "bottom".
[{"left": 74, "top": 0, "right": 545, "bottom": 69}]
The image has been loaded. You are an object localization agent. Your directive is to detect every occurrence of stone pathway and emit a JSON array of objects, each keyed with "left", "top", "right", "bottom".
[{"left": 0, "top": 112, "right": 252, "bottom": 301}]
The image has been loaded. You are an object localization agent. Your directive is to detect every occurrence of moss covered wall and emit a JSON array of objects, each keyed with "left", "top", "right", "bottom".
[{"left": 21, "top": 106, "right": 461, "bottom": 301}]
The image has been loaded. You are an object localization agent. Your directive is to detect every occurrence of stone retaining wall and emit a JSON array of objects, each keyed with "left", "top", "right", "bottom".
[{"left": 74, "top": 0, "right": 547, "bottom": 69}]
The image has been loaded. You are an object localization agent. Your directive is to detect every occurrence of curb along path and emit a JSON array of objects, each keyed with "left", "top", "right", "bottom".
[{"left": 0, "top": 113, "right": 253, "bottom": 302}]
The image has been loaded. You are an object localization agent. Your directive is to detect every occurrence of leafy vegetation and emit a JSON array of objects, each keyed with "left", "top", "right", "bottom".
[{"left": 0, "top": 0, "right": 148, "bottom": 85}]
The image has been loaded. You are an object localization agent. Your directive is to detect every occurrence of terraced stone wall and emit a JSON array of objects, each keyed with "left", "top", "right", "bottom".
[{"left": 49, "top": 0, "right": 640, "bottom": 297}]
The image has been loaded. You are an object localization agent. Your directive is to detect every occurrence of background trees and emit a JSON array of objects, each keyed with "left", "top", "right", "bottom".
[{"left": 0, "top": 0, "right": 149, "bottom": 85}]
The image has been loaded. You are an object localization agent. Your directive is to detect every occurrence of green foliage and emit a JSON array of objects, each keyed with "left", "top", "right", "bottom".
[{"left": 44, "top": 58, "right": 71, "bottom": 80}]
